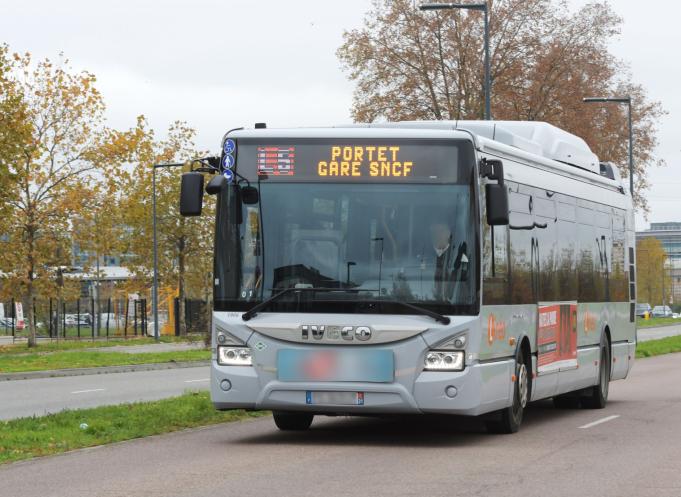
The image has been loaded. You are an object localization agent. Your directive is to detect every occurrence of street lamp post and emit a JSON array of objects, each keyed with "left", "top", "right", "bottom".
[
  {"left": 420, "top": 2, "right": 491, "bottom": 120},
  {"left": 152, "top": 162, "right": 186, "bottom": 341},
  {"left": 583, "top": 96, "right": 633, "bottom": 196}
]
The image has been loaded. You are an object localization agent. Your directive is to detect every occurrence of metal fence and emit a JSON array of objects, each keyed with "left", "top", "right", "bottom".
[
  {"left": 1, "top": 298, "right": 148, "bottom": 340},
  {"left": 1, "top": 297, "right": 210, "bottom": 341}
]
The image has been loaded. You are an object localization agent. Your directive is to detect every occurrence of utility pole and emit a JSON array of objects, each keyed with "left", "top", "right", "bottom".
[
  {"left": 152, "top": 162, "right": 186, "bottom": 341},
  {"left": 420, "top": 2, "right": 491, "bottom": 120}
]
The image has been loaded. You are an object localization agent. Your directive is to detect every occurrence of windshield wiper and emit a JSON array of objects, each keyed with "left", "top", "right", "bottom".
[
  {"left": 241, "top": 288, "right": 451, "bottom": 325},
  {"left": 370, "top": 299, "right": 450, "bottom": 325},
  {"left": 241, "top": 287, "right": 348, "bottom": 321}
]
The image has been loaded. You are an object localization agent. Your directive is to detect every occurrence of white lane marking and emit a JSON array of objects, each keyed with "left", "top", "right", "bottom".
[
  {"left": 579, "top": 415, "right": 620, "bottom": 429},
  {"left": 71, "top": 388, "right": 105, "bottom": 394},
  {"left": 184, "top": 379, "right": 210, "bottom": 383}
]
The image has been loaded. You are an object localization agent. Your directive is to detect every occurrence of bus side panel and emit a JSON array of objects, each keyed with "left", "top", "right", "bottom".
[{"left": 478, "top": 304, "right": 537, "bottom": 362}]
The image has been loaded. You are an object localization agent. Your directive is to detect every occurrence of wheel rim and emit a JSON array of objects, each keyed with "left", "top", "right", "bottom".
[
  {"left": 518, "top": 363, "right": 529, "bottom": 408},
  {"left": 600, "top": 349, "right": 609, "bottom": 399}
]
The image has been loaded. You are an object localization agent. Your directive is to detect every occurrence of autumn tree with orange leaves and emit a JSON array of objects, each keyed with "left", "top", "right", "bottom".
[
  {"left": 0, "top": 52, "right": 109, "bottom": 346},
  {"left": 338, "top": 0, "right": 665, "bottom": 211}
]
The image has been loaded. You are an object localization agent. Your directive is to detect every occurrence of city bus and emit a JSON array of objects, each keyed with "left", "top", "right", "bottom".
[{"left": 180, "top": 120, "right": 636, "bottom": 433}]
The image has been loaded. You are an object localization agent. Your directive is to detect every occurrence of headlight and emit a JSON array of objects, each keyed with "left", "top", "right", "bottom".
[
  {"left": 424, "top": 351, "right": 464, "bottom": 371},
  {"left": 217, "top": 346, "right": 252, "bottom": 366}
]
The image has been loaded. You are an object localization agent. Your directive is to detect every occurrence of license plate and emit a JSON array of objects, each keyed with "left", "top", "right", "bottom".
[
  {"left": 306, "top": 391, "right": 364, "bottom": 406},
  {"left": 277, "top": 349, "right": 393, "bottom": 383}
]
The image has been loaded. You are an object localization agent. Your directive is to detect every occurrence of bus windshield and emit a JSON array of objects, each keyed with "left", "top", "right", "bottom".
[{"left": 214, "top": 138, "right": 479, "bottom": 315}]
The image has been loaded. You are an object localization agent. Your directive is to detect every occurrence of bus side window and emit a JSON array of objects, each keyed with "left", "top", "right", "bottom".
[
  {"left": 483, "top": 223, "right": 509, "bottom": 305},
  {"left": 577, "top": 201, "right": 597, "bottom": 302},
  {"left": 534, "top": 188, "right": 557, "bottom": 302},
  {"left": 556, "top": 194, "right": 578, "bottom": 301},
  {"left": 508, "top": 184, "right": 534, "bottom": 304}
]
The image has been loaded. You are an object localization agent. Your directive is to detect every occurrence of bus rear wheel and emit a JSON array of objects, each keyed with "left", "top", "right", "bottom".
[
  {"left": 581, "top": 338, "right": 610, "bottom": 409},
  {"left": 273, "top": 411, "right": 314, "bottom": 431},
  {"left": 486, "top": 351, "right": 528, "bottom": 434}
]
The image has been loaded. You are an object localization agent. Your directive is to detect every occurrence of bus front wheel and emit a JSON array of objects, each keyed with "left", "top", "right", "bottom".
[
  {"left": 273, "top": 411, "right": 314, "bottom": 431},
  {"left": 486, "top": 350, "right": 528, "bottom": 434}
]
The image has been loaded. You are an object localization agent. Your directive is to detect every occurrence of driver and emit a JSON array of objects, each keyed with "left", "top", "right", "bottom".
[{"left": 429, "top": 217, "right": 468, "bottom": 301}]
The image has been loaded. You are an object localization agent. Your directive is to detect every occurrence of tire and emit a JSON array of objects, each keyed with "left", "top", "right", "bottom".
[
  {"left": 581, "top": 337, "right": 610, "bottom": 409},
  {"left": 486, "top": 350, "right": 529, "bottom": 434},
  {"left": 272, "top": 411, "right": 314, "bottom": 431}
]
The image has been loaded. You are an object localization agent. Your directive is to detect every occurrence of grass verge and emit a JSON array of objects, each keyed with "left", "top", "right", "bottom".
[
  {"left": 636, "top": 334, "right": 681, "bottom": 358},
  {"left": 0, "top": 349, "right": 210, "bottom": 373},
  {"left": 636, "top": 316, "right": 681, "bottom": 329},
  {"left": 0, "top": 392, "right": 266, "bottom": 465},
  {"left": 0, "top": 336, "right": 201, "bottom": 355}
]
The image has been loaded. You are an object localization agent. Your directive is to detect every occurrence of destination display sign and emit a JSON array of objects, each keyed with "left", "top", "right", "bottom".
[{"left": 234, "top": 139, "right": 471, "bottom": 183}]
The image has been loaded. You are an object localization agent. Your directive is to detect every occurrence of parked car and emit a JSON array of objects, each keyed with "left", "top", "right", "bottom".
[
  {"left": 652, "top": 305, "right": 673, "bottom": 318},
  {"left": 635, "top": 303, "right": 652, "bottom": 318},
  {"left": 64, "top": 314, "right": 91, "bottom": 326},
  {"left": 0, "top": 317, "right": 15, "bottom": 328}
]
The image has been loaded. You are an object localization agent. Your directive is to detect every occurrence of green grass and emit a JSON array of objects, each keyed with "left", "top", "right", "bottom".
[
  {"left": 0, "top": 337, "right": 187, "bottom": 355},
  {"left": 0, "top": 349, "right": 210, "bottom": 373},
  {"left": 0, "top": 392, "right": 266, "bottom": 464},
  {"left": 636, "top": 334, "right": 681, "bottom": 358},
  {"left": 636, "top": 316, "right": 681, "bottom": 329}
]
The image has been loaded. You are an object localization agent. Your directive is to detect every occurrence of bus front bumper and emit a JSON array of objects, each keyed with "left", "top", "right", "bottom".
[{"left": 210, "top": 358, "right": 514, "bottom": 417}]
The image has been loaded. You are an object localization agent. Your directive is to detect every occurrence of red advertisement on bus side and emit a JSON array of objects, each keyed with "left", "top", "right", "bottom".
[{"left": 537, "top": 303, "right": 577, "bottom": 374}]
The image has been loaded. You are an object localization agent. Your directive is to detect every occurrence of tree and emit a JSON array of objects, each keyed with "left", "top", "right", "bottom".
[
  {"left": 0, "top": 45, "right": 30, "bottom": 218},
  {"left": 114, "top": 118, "right": 214, "bottom": 336},
  {"left": 0, "top": 52, "right": 106, "bottom": 346},
  {"left": 338, "top": 0, "right": 665, "bottom": 212},
  {"left": 636, "top": 238, "right": 670, "bottom": 307}
]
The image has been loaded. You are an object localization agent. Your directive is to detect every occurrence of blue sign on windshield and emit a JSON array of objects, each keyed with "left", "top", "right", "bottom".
[
  {"left": 223, "top": 139, "right": 236, "bottom": 155},
  {"left": 222, "top": 154, "right": 235, "bottom": 169}
]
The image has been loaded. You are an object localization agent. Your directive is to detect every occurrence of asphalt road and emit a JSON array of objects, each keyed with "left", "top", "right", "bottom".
[
  {"left": 2, "top": 353, "right": 680, "bottom": 497},
  {"left": 0, "top": 366, "right": 209, "bottom": 420}
]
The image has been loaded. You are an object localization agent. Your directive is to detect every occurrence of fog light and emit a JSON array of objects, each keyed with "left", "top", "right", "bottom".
[
  {"left": 218, "top": 346, "right": 252, "bottom": 366},
  {"left": 424, "top": 351, "right": 464, "bottom": 371},
  {"left": 445, "top": 386, "right": 458, "bottom": 398},
  {"left": 220, "top": 379, "right": 232, "bottom": 391}
]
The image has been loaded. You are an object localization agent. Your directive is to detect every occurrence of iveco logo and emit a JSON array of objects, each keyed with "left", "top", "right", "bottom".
[{"left": 301, "top": 325, "right": 372, "bottom": 341}]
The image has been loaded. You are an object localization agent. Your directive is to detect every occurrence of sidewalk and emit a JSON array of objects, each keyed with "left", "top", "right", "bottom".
[
  {"left": 638, "top": 324, "right": 681, "bottom": 342},
  {"left": 83, "top": 342, "right": 207, "bottom": 354}
]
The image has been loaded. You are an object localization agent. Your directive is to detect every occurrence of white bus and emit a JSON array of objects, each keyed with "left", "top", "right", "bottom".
[{"left": 180, "top": 120, "right": 636, "bottom": 433}]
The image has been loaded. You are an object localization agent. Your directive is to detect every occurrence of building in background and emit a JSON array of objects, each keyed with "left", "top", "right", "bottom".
[
  {"left": 70, "top": 241, "right": 134, "bottom": 299},
  {"left": 636, "top": 222, "right": 681, "bottom": 305}
]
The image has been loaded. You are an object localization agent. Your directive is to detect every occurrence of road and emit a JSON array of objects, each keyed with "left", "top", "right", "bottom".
[
  {"left": 0, "top": 326, "right": 676, "bottom": 420},
  {"left": 1, "top": 353, "right": 680, "bottom": 497},
  {"left": 0, "top": 366, "right": 209, "bottom": 420}
]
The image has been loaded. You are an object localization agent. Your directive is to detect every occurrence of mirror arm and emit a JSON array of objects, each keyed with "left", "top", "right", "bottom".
[
  {"left": 191, "top": 156, "right": 221, "bottom": 174},
  {"left": 480, "top": 158, "right": 504, "bottom": 185},
  {"left": 190, "top": 156, "right": 252, "bottom": 187}
]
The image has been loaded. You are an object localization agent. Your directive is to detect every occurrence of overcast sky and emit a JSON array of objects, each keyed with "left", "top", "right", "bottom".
[{"left": 2, "top": 0, "right": 678, "bottom": 229}]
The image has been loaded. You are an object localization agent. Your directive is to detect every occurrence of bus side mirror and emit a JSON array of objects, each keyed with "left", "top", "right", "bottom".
[
  {"left": 480, "top": 158, "right": 508, "bottom": 226},
  {"left": 486, "top": 184, "right": 509, "bottom": 226},
  {"left": 180, "top": 172, "right": 204, "bottom": 216}
]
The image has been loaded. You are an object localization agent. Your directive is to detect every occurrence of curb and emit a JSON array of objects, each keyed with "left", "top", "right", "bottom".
[{"left": 0, "top": 361, "right": 210, "bottom": 381}]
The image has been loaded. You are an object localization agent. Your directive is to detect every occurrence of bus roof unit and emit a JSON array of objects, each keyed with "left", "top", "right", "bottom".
[{"left": 388, "top": 120, "right": 600, "bottom": 174}]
